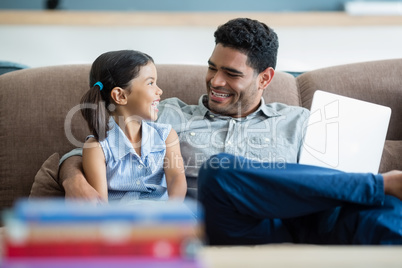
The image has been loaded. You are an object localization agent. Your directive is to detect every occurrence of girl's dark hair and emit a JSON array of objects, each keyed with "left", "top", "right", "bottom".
[{"left": 80, "top": 50, "right": 154, "bottom": 141}]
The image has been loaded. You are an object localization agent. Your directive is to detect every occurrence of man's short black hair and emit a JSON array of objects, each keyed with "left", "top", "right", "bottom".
[{"left": 214, "top": 18, "right": 279, "bottom": 73}]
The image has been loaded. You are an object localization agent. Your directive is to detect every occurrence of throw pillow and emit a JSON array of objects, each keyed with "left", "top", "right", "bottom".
[{"left": 29, "top": 153, "right": 65, "bottom": 198}]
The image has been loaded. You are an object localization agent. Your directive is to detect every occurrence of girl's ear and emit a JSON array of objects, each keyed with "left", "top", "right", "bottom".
[{"left": 110, "top": 87, "right": 128, "bottom": 105}]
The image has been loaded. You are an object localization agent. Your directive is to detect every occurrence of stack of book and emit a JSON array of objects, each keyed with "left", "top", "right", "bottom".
[{"left": 2, "top": 199, "right": 204, "bottom": 268}]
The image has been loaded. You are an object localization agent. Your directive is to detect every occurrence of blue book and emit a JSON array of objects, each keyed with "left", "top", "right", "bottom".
[{"left": 11, "top": 198, "right": 201, "bottom": 224}]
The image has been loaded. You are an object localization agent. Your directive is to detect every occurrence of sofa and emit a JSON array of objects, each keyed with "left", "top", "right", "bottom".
[{"left": 0, "top": 59, "right": 402, "bottom": 217}]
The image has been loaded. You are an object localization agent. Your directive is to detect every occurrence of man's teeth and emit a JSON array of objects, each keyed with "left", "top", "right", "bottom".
[
  {"left": 151, "top": 101, "right": 159, "bottom": 107},
  {"left": 212, "top": 91, "right": 230, "bottom": 98}
]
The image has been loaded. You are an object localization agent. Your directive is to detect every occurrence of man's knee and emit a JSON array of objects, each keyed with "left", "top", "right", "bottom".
[{"left": 198, "top": 153, "right": 237, "bottom": 191}]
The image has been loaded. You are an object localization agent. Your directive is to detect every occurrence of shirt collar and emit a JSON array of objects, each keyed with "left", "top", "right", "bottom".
[
  {"left": 258, "top": 97, "right": 282, "bottom": 118},
  {"left": 108, "top": 118, "right": 165, "bottom": 161},
  {"left": 194, "top": 94, "right": 281, "bottom": 119},
  {"left": 192, "top": 95, "right": 210, "bottom": 117}
]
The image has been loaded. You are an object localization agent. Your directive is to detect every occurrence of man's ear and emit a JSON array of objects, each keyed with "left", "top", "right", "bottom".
[
  {"left": 110, "top": 87, "right": 128, "bottom": 105},
  {"left": 258, "top": 67, "right": 275, "bottom": 90}
]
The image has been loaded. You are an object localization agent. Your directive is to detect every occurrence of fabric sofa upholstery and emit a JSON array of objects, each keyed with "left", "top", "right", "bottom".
[
  {"left": 0, "top": 59, "right": 401, "bottom": 213},
  {"left": 297, "top": 59, "right": 402, "bottom": 140}
]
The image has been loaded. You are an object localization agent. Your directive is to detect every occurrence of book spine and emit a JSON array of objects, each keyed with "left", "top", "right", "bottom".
[
  {"left": 5, "top": 223, "right": 202, "bottom": 243},
  {"left": 5, "top": 239, "right": 189, "bottom": 258}
]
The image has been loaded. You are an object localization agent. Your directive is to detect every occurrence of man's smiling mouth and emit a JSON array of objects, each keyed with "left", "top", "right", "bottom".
[{"left": 211, "top": 90, "right": 230, "bottom": 98}]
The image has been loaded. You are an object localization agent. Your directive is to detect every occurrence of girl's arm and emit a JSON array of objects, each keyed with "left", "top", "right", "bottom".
[
  {"left": 82, "top": 138, "right": 108, "bottom": 203},
  {"left": 164, "top": 129, "right": 187, "bottom": 201}
]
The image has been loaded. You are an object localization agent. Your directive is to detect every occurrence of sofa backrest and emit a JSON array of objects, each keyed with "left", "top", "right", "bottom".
[
  {"left": 0, "top": 65, "right": 90, "bottom": 210},
  {"left": 297, "top": 58, "right": 402, "bottom": 141}
]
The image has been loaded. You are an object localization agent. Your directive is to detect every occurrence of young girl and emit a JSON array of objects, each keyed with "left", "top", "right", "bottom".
[{"left": 80, "top": 50, "right": 187, "bottom": 204}]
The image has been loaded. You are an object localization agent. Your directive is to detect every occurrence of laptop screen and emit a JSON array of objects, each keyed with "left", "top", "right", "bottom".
[{"left": 299, "top": 90, "right": 391, "bottom": 174}]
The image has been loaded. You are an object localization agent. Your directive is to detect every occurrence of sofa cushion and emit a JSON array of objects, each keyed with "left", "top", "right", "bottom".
[
  {"left": 263, "top": 71, "right": 300, "bottom": 107},
  {"left": 29, "top": 153, "right": 65, "bottom": 198},
  {"left": 156, "top": 64, "right": 207, "bottom": 105},
  {"left": 297, "top": 59, "right": 402, "bottom": 140},
  {"left": 379, "top": 140, "right": 402, "bottom": 173},
  {"left": 0, "top": 65, "right": 90, "bottom": 209}
]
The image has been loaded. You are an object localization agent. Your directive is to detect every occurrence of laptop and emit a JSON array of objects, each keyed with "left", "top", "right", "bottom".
[{"left": 299, "top": 90, "right": 391, "bottom": 174}]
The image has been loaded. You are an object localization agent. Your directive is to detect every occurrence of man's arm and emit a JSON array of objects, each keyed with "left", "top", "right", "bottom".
[
  {"left": 58, "top": 155, "right": 102, "bottom": 202},
  {"left": 164, "top": 129, "right": 187, "bottom": 201}
]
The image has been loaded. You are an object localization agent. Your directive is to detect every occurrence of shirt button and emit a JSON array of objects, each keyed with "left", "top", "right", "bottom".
[
  {"left": 231, "top": 119, "right": 236, "bottom": 124},
  {"left": 265, "top": 138, "right": 270, "bottom": 142},
  {"left": 209, "top": 114, "right": 215, "bottom": 118},
  {"left": 190, "top": 132, "right": 196, "bottom": 136},
  {"left": 136, "top": 180, "right": 141, "bottom": 185},
  {"left": 227, "top": 141, "right": 232, "bottom": 145},
  {"left": 138, "top": 165, "right": 143, "bottom": 169}
]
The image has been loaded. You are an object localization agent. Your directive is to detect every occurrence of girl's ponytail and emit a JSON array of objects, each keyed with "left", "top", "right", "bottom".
[{"left": 80, "top": 82, "right": 110, "bottom": 141}]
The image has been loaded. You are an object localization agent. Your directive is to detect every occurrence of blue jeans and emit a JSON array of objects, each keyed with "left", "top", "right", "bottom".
[{"left": 197, "top": 153, "right": 402, "bottom": 245}]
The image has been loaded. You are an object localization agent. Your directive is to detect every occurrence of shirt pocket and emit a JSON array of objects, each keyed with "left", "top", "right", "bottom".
[
  {"left": 179, "top": 131, "right": 221, "bottom": 172},
  {"left": 180, "top": 131, "right": 216, "bottom": 149}
]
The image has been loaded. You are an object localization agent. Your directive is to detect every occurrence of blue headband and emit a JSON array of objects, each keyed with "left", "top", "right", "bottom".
[{"left": 93, "top": 81, "right": 103, "bottom": 91}]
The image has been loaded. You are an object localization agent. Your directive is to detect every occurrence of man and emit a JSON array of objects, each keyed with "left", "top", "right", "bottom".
[{"left": 60, "top": 18, "right": 402, "bottom": 245}]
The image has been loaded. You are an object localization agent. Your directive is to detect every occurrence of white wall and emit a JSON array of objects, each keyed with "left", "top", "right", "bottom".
[{"left": 1, "top": 25, "right": 402, "bottom": 71}]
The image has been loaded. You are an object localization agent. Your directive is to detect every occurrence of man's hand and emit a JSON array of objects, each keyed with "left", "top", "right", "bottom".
[
  {"left": 59, "top": 156, "right": 104, "bottom": 204},
  {"left": 383, "top": 170, "right": 402, "bottom": 201}
]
